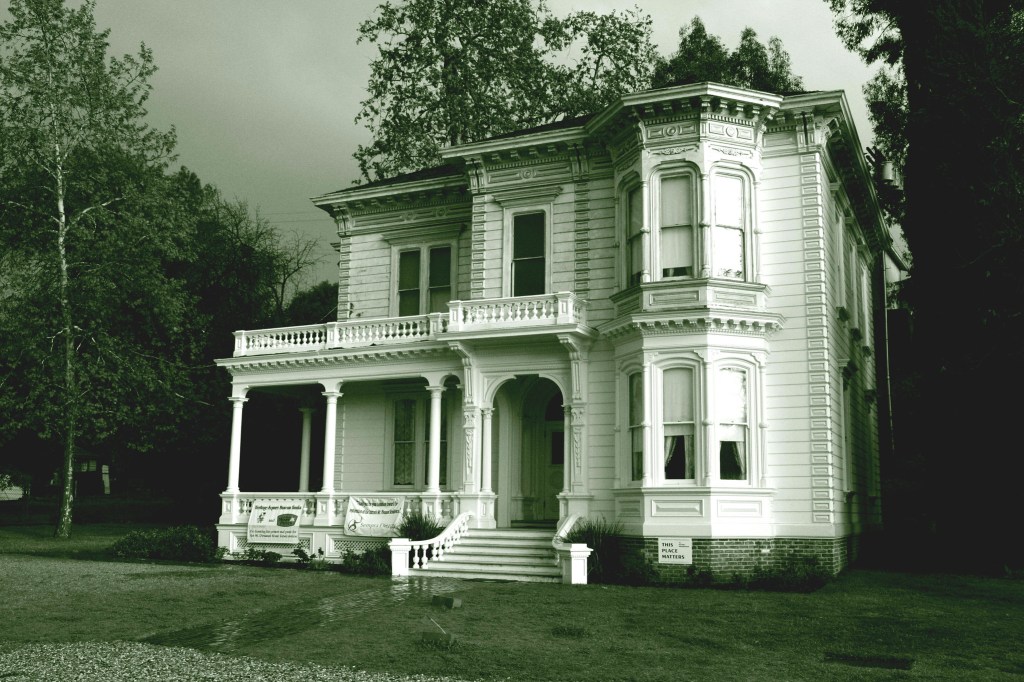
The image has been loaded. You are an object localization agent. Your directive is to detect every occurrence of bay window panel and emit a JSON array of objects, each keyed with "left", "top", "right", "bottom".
[
  {"left": 628, "top": 373, "right": 643, "bottom": 481},
  {"left": 664, "top": 428, "right": 695, "bottom": 480},
  {"left": 718, "top": 427, "right": 747, "bottom": 481},
  {"left": 717, "top": 369, "right": 749, "bottom": 481},
  {"left": 660, "top": 176, "right": 694, "bottom": 278},
  {"left": 664, "top": 367, "right": 695, "bottom": 480},
  {"left": 628, "top": 187, "right": 643, "bottom": 286},
  {"left": 661, "top": 176, "right": 692, "bottom": 226},
  {"left": 713, "top": 226, "right": 744, "bottom": 279},
  {"left": 715, "top": 175, "right": 743, "bottom": 227},
  {"left": 661, "top": 226, "right": 694, "bottom": 277}
]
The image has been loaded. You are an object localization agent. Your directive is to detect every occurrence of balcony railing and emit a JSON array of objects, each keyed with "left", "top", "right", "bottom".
[{"left": 232, "top": 292, "right": 586, "bottom": 357}]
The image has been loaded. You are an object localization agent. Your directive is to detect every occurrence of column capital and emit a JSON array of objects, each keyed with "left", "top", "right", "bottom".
[
  {"left": 426, "top": 384, "right": 446, "bottom": 396},
  {"left": 322, "top": 391, "right": 342, "bottom": 401},
  {"left": 481, "top": 406, "right": 494, "bottom": 418},
  {"left": 298, "top": 406, "right": 315, "bottom": 415},
  {"left": 228, "top": 396, "right": 248, "bottom": 405}
]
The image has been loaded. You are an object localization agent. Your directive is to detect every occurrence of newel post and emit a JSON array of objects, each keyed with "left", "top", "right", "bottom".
[
  {"left": 389, "top": 538, "right": 412, "bottom": 577},
  {"left": 556, "top": 544, "right": 593, "bottom": 585}
]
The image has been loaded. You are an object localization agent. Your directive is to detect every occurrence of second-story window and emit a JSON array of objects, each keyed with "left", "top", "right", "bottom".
[
  {"left": 396, "top": 245, "right": 453, "bottom": 316},
  {"left": 627, "top": 187, "right": 644, "bottom": 286},
  {"left": 713, "top": 175, "right": 745, "bottom": 279},
  {"left": 512, "top": 212, "right": 545, "bottom": 296},
  {"left": 660, "top": 176, "right": 695, "bottom": 278}
]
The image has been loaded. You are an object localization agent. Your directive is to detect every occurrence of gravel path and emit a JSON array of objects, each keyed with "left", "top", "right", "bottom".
[{"left": 0, "top": 642, "right": 486, "bottom": 682}]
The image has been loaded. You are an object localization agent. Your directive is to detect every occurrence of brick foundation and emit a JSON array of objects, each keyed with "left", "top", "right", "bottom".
[{"left": 620, "top": 535, "right": 858, "bottom": 583}]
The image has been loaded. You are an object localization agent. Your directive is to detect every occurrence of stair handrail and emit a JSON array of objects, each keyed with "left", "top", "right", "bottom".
[
  {"left": 552, "top": 514, "right": 593, "bottom": 585},
  {"left": 391, "top": 512, "right": 473, "bottom": 574}
]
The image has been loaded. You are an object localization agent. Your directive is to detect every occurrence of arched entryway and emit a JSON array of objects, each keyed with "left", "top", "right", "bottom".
[{"left": 492, "top": 377, "right": 565, "bottom": 527}]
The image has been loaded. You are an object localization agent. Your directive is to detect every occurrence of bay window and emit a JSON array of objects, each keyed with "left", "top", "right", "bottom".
[
  {"left": 629, "top": 372, "right": 644, "bottom": 481},
  {"left": 663, "top": 367, "right": 696, "bottom": 480},
  {"left": 660, "top": 176, "right": 695, "bottom": 278},
  {"left": 713, "top": 175, "right": 745, "bottom": 279},
  {"left": 627, "top": 187, "right": 643, "bottom": 286},
  {"left": 717, "top": 367, "right": 748, "bottom": 481}
]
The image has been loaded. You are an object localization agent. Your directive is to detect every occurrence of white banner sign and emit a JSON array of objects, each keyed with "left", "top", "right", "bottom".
[
  {"left": 247, "top": 499, "right": 304, "bottom": 544},
  {"left": 344, "top": 496, "right": 404, "bottom": 536},
  {"left": 658, "top": 537, "right": 693, "bottom": 565}
]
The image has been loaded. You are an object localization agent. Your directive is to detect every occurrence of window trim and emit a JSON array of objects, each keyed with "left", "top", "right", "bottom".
[
  {"left": 709, "top": 169, "right": 752, "bottom": 282},
  {"left": 388, "top": 241, "right": 458, "bottom": 317},
  {"left": 384, "top": 391, "right": 453, "bottom": 491},
  {"left": 502, "top": 204, "right": 553, "bottom": 298},
  {"left": 654, "top": 173, "right": 699, "bottom": 282},
  {"left": 656, "top": 362, "right": 702, "bottom": 486}
]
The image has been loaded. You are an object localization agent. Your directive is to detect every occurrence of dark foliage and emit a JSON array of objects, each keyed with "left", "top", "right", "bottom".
[{"left": 110, "top": 525, "right": 221, "bottom": 563}]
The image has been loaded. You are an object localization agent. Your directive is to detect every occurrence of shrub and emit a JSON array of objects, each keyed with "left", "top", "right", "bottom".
[
  {"left": 236, "top": 547, "right": 283, "bottom": 566},
  {"left": 292, "top": 547, "right": 330, "bottom": 570},
  {"left": 336, "top": 544, "right": 390, "bottom": 576},
  {"left": 110, "top": 526, "right": 221, "bottom": 563},
  {"left": 397, "top": 510, "right": 444, "bottom": 541},
  {"left": 563, "top": 518, "right": 625, "bottom": 584}
]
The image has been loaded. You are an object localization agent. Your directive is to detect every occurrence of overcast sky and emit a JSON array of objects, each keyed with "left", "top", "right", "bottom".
[{"left": 68, "top": 1, "right": 875, "bottom": 285}]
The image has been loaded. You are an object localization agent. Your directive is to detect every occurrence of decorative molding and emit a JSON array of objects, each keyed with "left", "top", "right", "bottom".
[
  {"left": 710, "top": 145, "right": 754, "bottom": 158},
  {"left": 650, "top": 144, "right": 699, "bottom": 156}
]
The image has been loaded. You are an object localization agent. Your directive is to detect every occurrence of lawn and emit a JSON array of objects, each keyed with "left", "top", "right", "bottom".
[{"left": 1, "top": 524, "right": 1022, "bottom": 681}]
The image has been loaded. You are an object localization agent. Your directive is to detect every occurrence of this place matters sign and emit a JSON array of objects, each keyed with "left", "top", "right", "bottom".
[
  {"left": 247, "top": 499, "right": 304, "bottom": 544},
  {"left": 344, "top": 496, "right": 404, "bottom": 536},
  {"left": 658, "top": 537, "right": 693, "bottom": 564}
]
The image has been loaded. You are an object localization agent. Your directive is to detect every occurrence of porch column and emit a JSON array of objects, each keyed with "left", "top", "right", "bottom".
[
  {"left": 298, "top": 407, "right": 313, "bottom": 493},
  {"left": 426, "top": 385, "right": 445, "bottom": 494},
  {"left": 480, "top": 407, "right": 494, "bottom": 494},
  {"left": 321, "top": 391, "right": 341, "bottom": 494},
  {"left": 226, "top": 396, "right": 247, "bottom": 493}
]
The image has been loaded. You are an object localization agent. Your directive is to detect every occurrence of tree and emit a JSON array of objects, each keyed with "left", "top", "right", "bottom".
[
  {"left": 354, "top": 0, "right": 656, "bottom": 181},
  {"left": 652, "top": 17, "right": 804, "bottom": 93},
  {"left": 826, "top": 0, "right": 1024, "bottom": 569},
  {"left": 0, "top": 0, "right": 177, "bottom": 536},
  {"left": 283, "top": 280, "right": 339, "bottom": 327}
]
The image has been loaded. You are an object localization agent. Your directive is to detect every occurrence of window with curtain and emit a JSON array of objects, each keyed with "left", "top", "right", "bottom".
[
  {"left": 660, "top": 176, "right": 694, "bottom": 278},
  {"left": 713, "top": 175, "right": 744, "bottom": 279},
  {"left": 627, "top": 186, "right": 643, "bottom": 286},
  {"left": 717, "top": 367, "right": 748, "bottom": 481},
  {"left": 392, "top": 399, "right": 416, "bottom": 486},
  {"left": 629, "top": 372, "right": 644, "bottom": 481},
  {"left": 512, "top": 212, "right": 545, "bottom": 296},
  {"left": 663, "top": 367, "right": 695, "bottom": 480}
]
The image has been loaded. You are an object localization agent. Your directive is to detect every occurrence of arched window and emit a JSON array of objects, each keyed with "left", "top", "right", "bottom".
[
  {"left": 628, "top": 372, "right": 644, "bottom": 481},
  {"left": 663, "top": 367, "right": 695, "bottom": 480},
  {"left": 712, "top": 174, "right": 746, "bottom": 280},
  {"left": 717, "top": 367, "right": 749, "bottom": 480}
]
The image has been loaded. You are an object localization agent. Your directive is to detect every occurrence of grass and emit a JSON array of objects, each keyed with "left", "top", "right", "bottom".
[{"left": 2, "top": 524, "right": 1023, "bottom": 680}]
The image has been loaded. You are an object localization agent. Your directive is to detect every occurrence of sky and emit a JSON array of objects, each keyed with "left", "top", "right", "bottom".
[{"left": 54, "top": 1, "right": 877, "bottom": 286}]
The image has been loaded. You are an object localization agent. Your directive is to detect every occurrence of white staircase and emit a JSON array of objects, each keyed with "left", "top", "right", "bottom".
[{"left": 415, "top": 528, "right": 561, "bottom": 582}]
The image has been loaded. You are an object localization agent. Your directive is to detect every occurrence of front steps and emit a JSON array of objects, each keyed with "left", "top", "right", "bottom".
[{"left": 414, "top": 528, "right": 561, "bottom": 583}]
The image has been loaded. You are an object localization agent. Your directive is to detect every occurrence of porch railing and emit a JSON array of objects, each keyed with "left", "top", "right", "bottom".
[
  {"left": 390, "top": 512, "right": 474, "bottom": 576},
  {"left": 219, "top": 490, "right": 458, "bottom": 525},
  {"left": 447, "top": 292, "right": 585, "bottom": 331},
  {"left": 231, "top": 292, "right": 587, "bottom": 357},
  {"left": 233, "top": 313, "right": 448, "bottom": 357}
]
